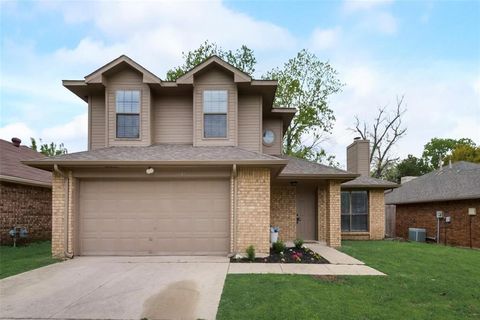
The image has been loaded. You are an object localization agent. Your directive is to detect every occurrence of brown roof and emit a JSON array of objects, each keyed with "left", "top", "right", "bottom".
[
  {"left": 341, "top": 176, "right": 398, "bottom": 189},
  {"left": 277, "top": 155, "right": 358, "bottom": 180},
  {"left": 24, "top": 144, "right": 288, "bottom": 169},
  {"left": 0, "top": 139, "right": 51, "bottom": 186}
]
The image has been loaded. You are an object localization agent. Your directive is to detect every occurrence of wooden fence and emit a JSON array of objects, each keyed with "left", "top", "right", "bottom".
[{"left": 385, "top": 205, "right": 396, "bottom": 238}]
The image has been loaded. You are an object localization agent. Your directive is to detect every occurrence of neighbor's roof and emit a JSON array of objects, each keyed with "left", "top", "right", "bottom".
[
  {"left": 276, "top": 155, "right": 358, "bottom": 180},
  {"left": 24, "top": 144, "right": 288, "bottom": 169},
  {"left": 0, "top": 139, "right": 51, "bottom": 187},
  {"left": 385, "top": 161, "right": 480, "bottom": 205},
  {"left": 342, "top": 176, "right": 398, "bottom": 189}
]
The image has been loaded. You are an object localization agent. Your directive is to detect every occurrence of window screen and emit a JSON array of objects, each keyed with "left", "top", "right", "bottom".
[
  {"left": 203, "top": 90, "right": 227, "bottom": 138},
  {"left": 116, "top": 90, "right": 140, "bottom": 138},
  {"left": 341, "top": 191, "right": 369, "bottom": 232}
]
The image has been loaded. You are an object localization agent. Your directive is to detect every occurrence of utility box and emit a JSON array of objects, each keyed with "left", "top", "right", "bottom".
[
  {"left": 409, "top": 228, "right": 426, "bottom": 242},
  {"left": 468, "top": 208, "right": 477, "bottom": 216}
]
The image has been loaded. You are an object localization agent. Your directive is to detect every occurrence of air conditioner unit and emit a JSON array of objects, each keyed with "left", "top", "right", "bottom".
[
  {"left": 409, "top": 228, "right": 426, "bottom": 242},
  {"left": 436, "top": 211, "right": 444, "bottom": 219}
]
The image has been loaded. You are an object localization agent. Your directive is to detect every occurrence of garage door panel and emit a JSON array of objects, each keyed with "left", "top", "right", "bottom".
[{"left": 79, "top": 179, "right": 230, "bottom": 255}]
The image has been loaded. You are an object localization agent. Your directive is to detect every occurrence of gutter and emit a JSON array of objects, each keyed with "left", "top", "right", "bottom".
[
  {"left": 54, "top": 164, "right": 73, "bottom": 259},
  {"left": 231, "top": 164, "right": 237, "bottom": 254},
  {"left": 23, "top": 159, "right": 289, "bottom": 170}
]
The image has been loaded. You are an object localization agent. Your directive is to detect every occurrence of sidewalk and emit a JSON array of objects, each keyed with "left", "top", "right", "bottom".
[{"left": 228, "top": 243, "right": 385, "bottom": 276}]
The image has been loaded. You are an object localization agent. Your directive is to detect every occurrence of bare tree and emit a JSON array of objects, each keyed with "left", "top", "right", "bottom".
[{"left": 352, "top": 96, "right": 407, "bottom": 178}]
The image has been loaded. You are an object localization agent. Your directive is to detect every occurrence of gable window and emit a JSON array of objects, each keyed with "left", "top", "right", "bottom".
[
  {"left": 341, "top": 191, "right": 369, "bottom": 232},
  {"left": 203, "top": 90, "right": 227, "bottom": 138},
  {"left": 116, "top": 90, "right": 140, "bottom": 138}
]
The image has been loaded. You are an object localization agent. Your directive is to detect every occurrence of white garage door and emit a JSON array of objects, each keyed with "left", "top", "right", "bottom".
[{"left": 78, "top": 179, "right": 230, "bottom": 255}]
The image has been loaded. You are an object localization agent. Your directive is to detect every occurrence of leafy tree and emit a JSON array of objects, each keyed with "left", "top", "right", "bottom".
[
  {"left": 384, "top": 155, "right": 430, "bottom": 183},
  {"left": 165, "top": 40, "right": 256, "bottom": 81},
  {"left": 352, "top": 96, "right": 407, "bottom": 178},
  {"left": 30, "top": 138, "right": 68, "bottom": 156},
  {"left": 422, "top": 138, "right": 476, "bottom": 169},
  {"left": 444, "top": 144, "right": 480, "bottom": 164},
  {"left": 264, "top": 49, "right": 343, "bottom": 163}
]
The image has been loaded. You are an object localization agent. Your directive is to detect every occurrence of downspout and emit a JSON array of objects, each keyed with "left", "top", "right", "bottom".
[
  {"left": 54, "top": 164, "right": 73, "bottom": 259},
  {"left": 232, "top": 164, "right": 237, "bottom": 254}
]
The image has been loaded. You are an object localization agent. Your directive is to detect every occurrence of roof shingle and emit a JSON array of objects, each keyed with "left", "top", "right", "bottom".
[
  {"left": 0, "top": 139, "right": 51, "bottom": 185},
  {"left": 24, "top": 144, "right": 286, "bottom": 168},
  {"left": 385, "top": 161, "right": 480, "bottom": 204},
  {"left": 277, "top": 155, "right": 358, "bottom": 179}
]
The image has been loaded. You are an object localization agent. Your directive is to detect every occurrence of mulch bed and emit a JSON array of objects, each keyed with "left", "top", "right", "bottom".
[{"left": 230, "top": 246, "right": 329, "bottom": 264}]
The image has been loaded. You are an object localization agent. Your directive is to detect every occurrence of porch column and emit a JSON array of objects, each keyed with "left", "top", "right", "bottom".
[
  {"left": 326, "top": 180, "right": 342, "bottom": 247},
  {"left": 317, "top": 186, "right": 327, "bottom": 242}
]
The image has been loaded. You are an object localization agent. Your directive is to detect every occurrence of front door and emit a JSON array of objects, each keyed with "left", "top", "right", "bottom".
[{"left": 296, "top": 185, "right": 316, "bottom": 240}]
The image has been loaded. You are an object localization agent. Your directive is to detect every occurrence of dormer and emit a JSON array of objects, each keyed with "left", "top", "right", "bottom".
[{"left": 176, "top": 56, "right": 251, "bottom": 147}]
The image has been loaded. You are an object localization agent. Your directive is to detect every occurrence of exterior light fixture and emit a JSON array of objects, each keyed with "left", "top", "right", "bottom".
[
  {"left": 290, "top": 181, "right": 298, "bottom": 186},
  {"left": 146, "top": 167, "right": 155, "bottom": 175}
]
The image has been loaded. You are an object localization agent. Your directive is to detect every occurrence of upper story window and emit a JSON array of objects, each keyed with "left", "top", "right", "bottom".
[
  {"left": 116, "top": 90, "right": 140, "bottom": 139},
  {"left": 203, "top": 90, "right": 227, "bottom": 138},
  {"left": 341, "top": 190, "right": 369, "bottom": 232}
]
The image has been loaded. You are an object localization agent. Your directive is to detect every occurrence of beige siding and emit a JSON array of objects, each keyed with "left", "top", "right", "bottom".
[
  {"left": 193, "top": 67, "right": 237, "bottom": 146},
  {"left": 262, "top": 118, "right": 283, "bottom": 155},
  {"left": 153, "top": 94, "right": 193, "bottom": 144},
  {"left": 238, "top": 94, "right": 262, "bottom": 152},
  {"left": 347, "top": 140, "right": 370, "bottom": 176},
  {"left": 105, "top": 67, "right": 151, "bottom": 147},
  {"left": 90, "top": 94, "right": 105, "bottom": 150}
]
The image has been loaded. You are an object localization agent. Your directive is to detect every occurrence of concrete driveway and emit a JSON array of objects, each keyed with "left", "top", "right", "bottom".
[{"left": 0, "top": 256, "right": 229, "bottom": 320}]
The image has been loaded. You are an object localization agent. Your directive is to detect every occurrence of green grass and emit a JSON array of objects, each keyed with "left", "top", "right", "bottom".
[
  {"left": 217, "top": 241, "right": 480, "bottom": 320},
  {"left": 0, "top": 241, "right": 60, "bottom": 279}
]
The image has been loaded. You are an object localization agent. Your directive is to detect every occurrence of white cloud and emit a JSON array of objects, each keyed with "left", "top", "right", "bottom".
[
  {"left": 0, "top": 123, "right": 36, "bottom": 146},
  {"left": 310, "top": 27, "right": 342, "bottom": 50},
  {"left": 376, "top": 12, "right": 397, "bottom": 34},
  {"left": 343, "top": 0, "right": 394, "bottom": 13},
  {"left": 0, "top": 114, "right": 88, "bottom": 152}
]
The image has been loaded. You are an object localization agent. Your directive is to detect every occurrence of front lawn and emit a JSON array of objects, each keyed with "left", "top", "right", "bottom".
[
  {"left": 0, "top": 241, "right": 59, "bottom": 279},
  {"left": 217, "top": 241, "right": 480, "bottom": 320}
]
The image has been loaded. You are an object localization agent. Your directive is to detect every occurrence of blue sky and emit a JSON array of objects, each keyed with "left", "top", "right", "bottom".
[{"left": 1, "top": 0, "right": 479, "bottom": 167}]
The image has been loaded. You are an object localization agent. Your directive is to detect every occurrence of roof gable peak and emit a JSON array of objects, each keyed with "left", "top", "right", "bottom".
[
  {"left": 84, "top": 55, "right": 162, "bottom": 84},
  {"left": 176, "top": 55, "right": 252, "bottom": 84}
]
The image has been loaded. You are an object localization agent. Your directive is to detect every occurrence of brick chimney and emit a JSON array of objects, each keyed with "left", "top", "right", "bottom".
[
  {"left": 347, "top": 137, "right": 370, "bottom": 176},
  {"left": 11, "top": 137, "right": 21, "bottom": 147}
]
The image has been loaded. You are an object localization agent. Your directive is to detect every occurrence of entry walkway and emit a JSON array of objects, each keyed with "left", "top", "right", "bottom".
[{"left": 228, "top": 242, "right": 384, "bottom": 276}]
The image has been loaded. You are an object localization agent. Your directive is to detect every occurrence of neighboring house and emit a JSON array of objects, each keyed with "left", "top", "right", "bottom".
[
  {"left": 25, "top": 55, "right": 394, "bottom": 258},
  {"left": 385, "top": 161, "right": 480, "bottom": 248},
  {"left": 0, "top": 138, "right": 52, "bottom": 245}
]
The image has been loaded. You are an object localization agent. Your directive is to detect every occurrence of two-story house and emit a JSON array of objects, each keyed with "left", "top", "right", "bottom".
[{"left": 26, "top": 55, "right": 396, "bottom": 258}]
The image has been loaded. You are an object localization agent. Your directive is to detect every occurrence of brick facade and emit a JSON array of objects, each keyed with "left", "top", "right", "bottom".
[
  {"left": 317, "top": 186, "right": 327, "bottom": 242},
  {"left": 235, "top": 167, "right": 270, "bottom": 255},
  {"left": 270, "top": 185, "right": 296, "bottom": 241},
  {"left": 369, "top": 190, "right": 385, "bottom": 240},
  {"left": 52, "top": 171, "right": 76, "bottom": 258},
  {"left": 0, "top": 181, "right": 51, "bottom": 245},
  {"left": 396, "top": 199, "right": 480, "bottom": 248},
  {"left": 326, "top": 180, "right": 341, "bottom": 247}
]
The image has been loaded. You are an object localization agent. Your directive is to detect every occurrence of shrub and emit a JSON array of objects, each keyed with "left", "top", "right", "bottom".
[
  {"left": 294, "top": 238, "right": 304, "bottom": 249},
  {"left": 246, "top": 245, "right": 255, "bottom": 261},
  {"left": 272, "top": 240, "right": 286, "bottom": 254}
]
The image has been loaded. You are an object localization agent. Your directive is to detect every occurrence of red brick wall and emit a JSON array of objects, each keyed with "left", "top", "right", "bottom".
[
  {"left": 395, "top": 199, "right": 480, "bottom": 248},
  {"left": 0, "top": 181, "right": 52, "bottom": 245}
]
